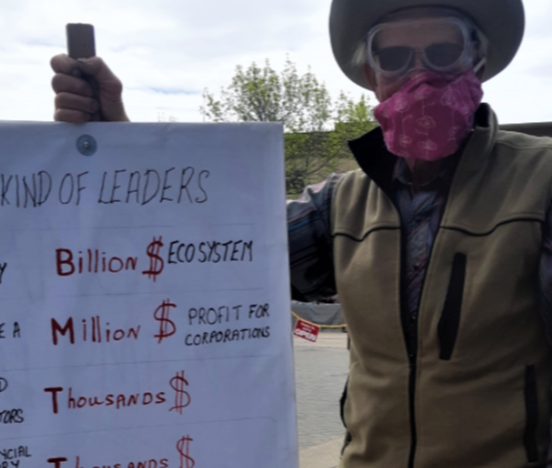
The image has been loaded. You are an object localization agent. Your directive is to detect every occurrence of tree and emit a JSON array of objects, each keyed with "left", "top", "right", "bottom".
[
  {"left": 335, "top": 92, "right": 375, "bottom": 137},
  {"left": 333, "top": 92, "right": 377, "bottom": 158},
  {"left": 201, "top": 58, "right": 376, "bottom": 195}
]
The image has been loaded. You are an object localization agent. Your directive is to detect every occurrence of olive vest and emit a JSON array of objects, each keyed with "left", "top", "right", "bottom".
[{"left": 334, "top": 106, "right": 552, "bottom": 468}]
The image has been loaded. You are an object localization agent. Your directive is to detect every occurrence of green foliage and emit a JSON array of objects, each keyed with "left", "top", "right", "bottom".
[
  {"left": 335, "top": 92, "right": 375, "bottom": 140},
  {"left": 202, "top": 58, "right": 332, "bottom": 133},
  {"left": 333, "top": 92, "right": 377, "bottom": 159},
  {"left": 201, "top": 58, "right": 377, "bottom": 195},
  {"left": 285, "top": 131, "right": 336, "bottom": 195}
]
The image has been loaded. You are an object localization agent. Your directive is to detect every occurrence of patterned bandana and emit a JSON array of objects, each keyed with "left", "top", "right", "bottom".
[{"left": 374, "top": 70, "right": 484, "bottom": 161}]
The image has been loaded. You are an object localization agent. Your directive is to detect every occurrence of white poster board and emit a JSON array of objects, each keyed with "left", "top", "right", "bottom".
[{"left": 0, "top": 122, "right": 298, "bottom": 468}]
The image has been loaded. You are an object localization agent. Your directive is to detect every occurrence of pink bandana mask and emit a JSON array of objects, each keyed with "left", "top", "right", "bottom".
[{"left": 374, "top": 70, "right": 484, "bottom": 161}]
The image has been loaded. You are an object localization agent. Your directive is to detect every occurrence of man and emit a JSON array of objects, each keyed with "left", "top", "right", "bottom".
[{"left": 52, "top": 0, "right": 552, "bottom": 466}]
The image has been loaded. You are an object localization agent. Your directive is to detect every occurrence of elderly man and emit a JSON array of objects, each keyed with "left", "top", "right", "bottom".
[{"left": 52, "top": 0, "right": 552, "bottom": 466}]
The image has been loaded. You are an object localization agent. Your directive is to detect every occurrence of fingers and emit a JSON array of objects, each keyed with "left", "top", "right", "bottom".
[
  {"left": 51, "top": 54, "right": 97, "bottom": 123},
  {"left": 54, "top": 109, "right": 91, "bottom": 124},
  {"left": 50, "top": 54, "right": 82, "bottom": 77},
  {"left": 55, "top": 92, "right": 99, "bottom": 114},
  {"left": 51, "top": 73, "right": 94, "bottom": 97},
  {"left": 51, "top": 75, "right": 96, "bottom": 123}
]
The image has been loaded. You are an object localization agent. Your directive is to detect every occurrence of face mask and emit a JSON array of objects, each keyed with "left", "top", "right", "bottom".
[{"left": 374, "top": 70, "right": 484, "bottom": 161}]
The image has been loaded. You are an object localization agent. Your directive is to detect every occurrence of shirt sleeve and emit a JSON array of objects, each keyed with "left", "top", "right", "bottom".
[
  {"left": 287, "top": 173, "right": 344, "bottom": 302},
  {"left": 539, "top": 199, "right": 552, "bottom": 344}
]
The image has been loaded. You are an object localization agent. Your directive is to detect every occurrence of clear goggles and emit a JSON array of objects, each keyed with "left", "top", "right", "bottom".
[{"left": 366, "top": 17, "right": 483, "bottom": 79}]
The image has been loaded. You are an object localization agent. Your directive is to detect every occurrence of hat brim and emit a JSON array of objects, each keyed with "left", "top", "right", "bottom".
[{"left": 330, "top": 0, "right": 525, "bottom": 90}]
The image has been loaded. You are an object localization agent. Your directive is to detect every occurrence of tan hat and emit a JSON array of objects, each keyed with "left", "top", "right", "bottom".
[{"left": 329, "top": 0, "right": 525, "bottom": 90}]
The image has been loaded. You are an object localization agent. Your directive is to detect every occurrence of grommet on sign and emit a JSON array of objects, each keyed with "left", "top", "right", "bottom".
[{"left": 76, "top": 135, "right": 97, "bottom": 156}]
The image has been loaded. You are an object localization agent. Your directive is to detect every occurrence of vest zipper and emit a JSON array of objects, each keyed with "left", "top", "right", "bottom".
[
  {"left": 407, "top": 359, "right": 417, "bottom": 468},
  {"left": 405, "top": 232, "right": 444, "bottom": 468},
  {"left": 399, "top": 227, "right": 418, "bottom": 468},
  {"left": 524, "top": 365, "right": 539, "bottom": 463},
  {"left": 401, "top": 172, "right": 458, "bottom": 468},
  {"left": 404, "top": 225, "right": 442, "bottom": 468}
]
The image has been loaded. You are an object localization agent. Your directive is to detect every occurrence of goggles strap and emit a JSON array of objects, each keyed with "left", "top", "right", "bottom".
[{"left": 473, "top": 57, "right": 486, "bottom": 74}]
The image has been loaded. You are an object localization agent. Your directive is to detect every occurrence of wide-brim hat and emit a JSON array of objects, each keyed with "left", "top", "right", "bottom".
[{"left": 330, "top": 0, "right": 525, "bottom": 90}]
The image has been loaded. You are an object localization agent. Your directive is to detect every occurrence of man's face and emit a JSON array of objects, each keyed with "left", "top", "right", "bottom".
[{"left": 366, "top": 8, "right": 475, "bottom": 102}]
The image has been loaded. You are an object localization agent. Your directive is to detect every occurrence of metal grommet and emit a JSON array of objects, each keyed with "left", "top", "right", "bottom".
[{"left": 76, "top": 135, "right": 97, "bottom": 156}]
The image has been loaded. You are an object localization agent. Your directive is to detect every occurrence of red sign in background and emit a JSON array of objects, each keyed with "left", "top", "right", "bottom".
[{"left": 293, "top": 319, "right": 320, "bottom": 343}]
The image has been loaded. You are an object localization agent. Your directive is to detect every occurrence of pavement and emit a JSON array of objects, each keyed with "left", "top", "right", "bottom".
[{"left": 294, "top": 332, "right": 349, "bottom": 468}]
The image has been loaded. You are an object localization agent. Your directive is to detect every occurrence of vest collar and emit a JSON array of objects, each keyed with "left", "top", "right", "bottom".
[{"left": 348, "top": 104, "right": 499, "bottom": 191}]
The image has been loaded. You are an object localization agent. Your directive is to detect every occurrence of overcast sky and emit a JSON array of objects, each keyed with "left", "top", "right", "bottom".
[{"left": 0, "top": 0, "right": 551, "bottom": 125}]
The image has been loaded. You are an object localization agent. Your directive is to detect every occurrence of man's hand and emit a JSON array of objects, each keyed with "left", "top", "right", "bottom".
[{"left": 51, "top": 54, "right": 130, "bottom": 123}]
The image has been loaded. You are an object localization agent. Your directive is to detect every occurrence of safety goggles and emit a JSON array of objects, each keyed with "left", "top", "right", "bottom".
[{"left": 366, "top": 17, "right": 480, "bottom": 79}]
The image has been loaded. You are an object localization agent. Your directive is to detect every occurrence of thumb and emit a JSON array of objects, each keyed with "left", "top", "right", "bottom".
[{"left": 77, "top": 57, "right": 118, "bottom": 85}]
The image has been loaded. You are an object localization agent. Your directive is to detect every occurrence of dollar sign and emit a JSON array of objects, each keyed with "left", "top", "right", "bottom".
[
  {"left": 0, "top": 377, "right": 7, "bottom": 393},
  {"left": 177, "top": 435, "right": 195, "bottom": 468},
  {"left": 170, "top": 370, "right": 191, "bottom": 415},
  {"left": 143, "top": 236, "right": 164, "bottom": 282},
  {"left": 154, "top": 299, "right": 177, "bottom": 343}
]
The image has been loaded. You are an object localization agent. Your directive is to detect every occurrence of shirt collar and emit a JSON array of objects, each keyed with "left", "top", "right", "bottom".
[{"left": 391, "top": 151, "right": 461, "bottom": 190}]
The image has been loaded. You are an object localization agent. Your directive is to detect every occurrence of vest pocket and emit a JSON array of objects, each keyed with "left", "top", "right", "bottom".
[
  {"left": 524, "top": 365, "right": 539, "bottom": 463},
  {"left": 341, "top": 432, "right": 353, "bottom": 456},
  {"left": 340, "top": 378, "right": 352, "bottom": 454},
  {"left": 438, "top": 253, "right": 466, "bottom": 361}
]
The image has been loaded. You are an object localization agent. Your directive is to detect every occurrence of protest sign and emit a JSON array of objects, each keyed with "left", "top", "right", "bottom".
[{"left": 0, "top": 122, "right": 298, "bottom": 468}]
